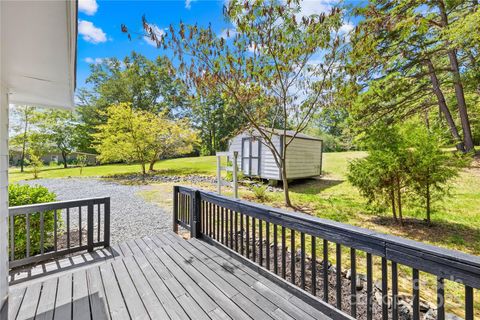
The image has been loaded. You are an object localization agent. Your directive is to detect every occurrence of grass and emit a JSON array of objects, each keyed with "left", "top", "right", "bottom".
[{"left": 9, "top": 156, "right": 217, "bottom": 183}]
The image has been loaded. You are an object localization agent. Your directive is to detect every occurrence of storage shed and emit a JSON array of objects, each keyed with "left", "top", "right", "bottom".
[{"left": 228, "top": 129, "right": 323, "bottom": 181}]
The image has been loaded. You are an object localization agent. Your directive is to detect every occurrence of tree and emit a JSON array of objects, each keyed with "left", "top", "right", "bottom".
[
  {"left": 348, "top": 0, "right": 477, "bottom": 153},
  {"left": 405, "top": 125, "right": 466, "bottom": 224},
  {"left": 124, "top": 0, "right": 345, "bottom": 206},
  {"left": 94, "top": 103, "right": 157, "bottom": 176},
  {"left": 148, "top": 117, "right": 199, "bottom": 171},
  {"left": 94, "top": 103, "right": 197, "bottom": 175},
  {"left": 10, "top": 106, "right": 38, "bottom": 172},
  {"left": 348, "top": 125, "right": 408, "bottom": 224},
  {"left": 38, "top": 110, "right": 79, "bottom": 168},
  {"left": 77, "top": 52, "right": 189, "bottom": 151}
]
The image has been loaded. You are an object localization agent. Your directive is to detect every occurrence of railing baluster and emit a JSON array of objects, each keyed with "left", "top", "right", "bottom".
[
  {"left": 97, "top": 203, "right": 101, "bottom": 241},
  {"left": 311, "top": 236, "right": 316, "bottom": 296},
  {"left": 79, "top": 206, "right": 82, "bottom": 247},
  {"left": 437, "top": 277, "right": 445, "bottom": 320},
  {"left": 87, "top": 203, "right": 94, "bottom": 252},
  {"left": 350, "top": 248, "right": 356, "bottom": 318},
  {"left": 216, "top": 205, "right": 220, "bottom": 241},
  {"left": 336, "top": 243, "right": 342, "bottom": 310},
  {"left": 26, "top": 214, "right": 30, "bottom": 258},
  {"left": 230, "top": 209, "right": 234, "bottom": 249},
  {"left": 40, "top": 211, "right": 44, "bottom": 254},
  {"left": 54, "top": 209, "right": 58, "bottom": 251},
  {"left": 235, "top": 211, "right": 239, "bottom": 252},
  {"left": 246, "top": 215, "right": 250, "bottom": 259},
  {"left": 273, "top": 224, "right": 278, "bottom": 275},
  {"left": 323, "top": 239, "right": 329, "bottom": 302},
  {"left": 10, "top": 216, "right": 14, "bottom": 261},
  {"left": 367, "top": 253, "right": 373, "bottom": 320},
  {"left": 104, "top": 198, "right": 110, "bottom": 247},
  {"left": 381, "top": 257, "right": 388, "bottom": 320},
  {"left": 300, "top": 232, "right": 305, "bottom": 290},
  {"left": 221, "top": 206, "right": 224, "bottom": 244},
  {"left": 412, "top": 268, "right": 420, "bottom": 320},
  {"left": 240, "top": 213, "right": 244, "bottom": 255},
  {"left": 281, "top": 226, "right": 286, "bottom": 279},
  {"left": 465, "top": 286, "right": 473, "bottom": 320},
  {"left": 392, "top": 261, "right": 398, "bottom": 320},
  {"left": 266, "top": 221, "right": 270, "bottom": 271},
  {"left": 67, "top": 207, "right": 70, "bottom": 249},
  {"left": 290, "top": 229, "right": 295, "bottom": 285},
  {"left": 259, "top": 219, "right": 263, "bottom": 266},
  {"left": 173, "top": 187, "right": 179, "bottom": 233},
  {"left": 252, "top": 217, "right": 256, "bottom": 262}
]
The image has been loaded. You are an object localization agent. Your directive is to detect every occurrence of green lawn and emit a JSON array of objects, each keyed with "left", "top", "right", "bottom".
[{"left": 9, "top": 156, "right": 217, "bottom": 183}]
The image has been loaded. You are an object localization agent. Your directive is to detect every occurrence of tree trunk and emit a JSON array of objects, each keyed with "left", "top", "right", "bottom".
[
  {"left": 141, "top": 163, "right": 146, "bottom": 179},
  {"left": 437, "top": 0, "right": 475, "bottom": 153},
  {"left": 149, "top": 159, "right": 156, "bottom": 171},
  {"left": 424, "top": 59, "right": 464, "bottom": 151},
  {"left": 390, "top": 183, "right": 397, "bottom": 222},
  {"left": 280, "top": 160, "right": 292, "bottom": 207},
  {"left": 62, "top": 151, "right": 68, "bottom": 168},
  {"left": 426, "top": 181, "right": 431, "bottom": 225},
  {"left": 396, "top": 175, "right": 403, "bottom": 226},
  {"left": 20, "top": 114, "right": 29, "bottom": 172}
]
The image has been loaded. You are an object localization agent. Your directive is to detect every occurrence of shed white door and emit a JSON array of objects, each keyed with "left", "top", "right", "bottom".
[{"left": 242, "top": 137, "right": 261, "bottom": 176}]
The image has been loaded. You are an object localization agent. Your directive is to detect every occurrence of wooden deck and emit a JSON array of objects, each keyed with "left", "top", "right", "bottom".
[{"left": 8, "top": 231, "right": 333, "bottom": 320}]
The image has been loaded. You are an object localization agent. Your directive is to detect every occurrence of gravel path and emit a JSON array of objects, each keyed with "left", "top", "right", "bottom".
[{"left": 22, "top": 178, "right": 171, "bottom": 245}]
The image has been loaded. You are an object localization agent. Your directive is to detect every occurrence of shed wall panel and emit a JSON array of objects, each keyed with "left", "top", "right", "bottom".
[{"left": 285, "top": 138, "right": 322, "bottom": 179}]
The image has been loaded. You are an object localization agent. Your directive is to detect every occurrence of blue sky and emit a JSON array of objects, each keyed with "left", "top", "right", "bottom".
[
  {"left": 77, "top": 0, "right": 233, "bottom": 91},
  {"left": 77, "top": 0, "right": 354, "bottom": 92}
]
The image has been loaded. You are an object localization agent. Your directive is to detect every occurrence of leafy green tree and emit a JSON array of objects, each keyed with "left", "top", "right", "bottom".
[
  {"left": 10, "top": 106, "right": 39, "bottom": 172},
  {"left": 38, "top": 110, "right": 79, "bottom": 168},
  {"left": 94, "top": 103, "right": 197, "bottom": 175},
  {"left": 126, "top": 0, "right": 345, "bottom": 206},
  {"left": 404, "top": 125, "right": 466, "bottom": 224},
  {"left": 77, "top": 52, "right": 188, "bottom": 150},
  {"left": 348, "top": 125, "right": 408, "bottom": 224},
  {"left": 348, "top": 0, "right": 477, "bottom": 153}
]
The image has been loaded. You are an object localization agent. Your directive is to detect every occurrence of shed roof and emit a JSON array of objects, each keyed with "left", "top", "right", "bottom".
[{"left": 239, "top": 127, "right": 322, "bottom": 142}]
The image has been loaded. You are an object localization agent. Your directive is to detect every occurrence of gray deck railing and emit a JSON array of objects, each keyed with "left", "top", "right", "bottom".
[
  {"left": 173, "top": 186, "right": 479, "bottom": 320},
  {"left": 9, "top": 197, "right": 110, "bottom": 269}
]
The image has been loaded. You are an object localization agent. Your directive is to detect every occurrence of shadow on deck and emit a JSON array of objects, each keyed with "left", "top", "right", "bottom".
[{"left": 8, "top": 231, "right": 336, "bottom": 320}]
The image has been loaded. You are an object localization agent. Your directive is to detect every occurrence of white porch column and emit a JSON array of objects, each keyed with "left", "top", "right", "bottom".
[
  {"left": 0, "top": 88, "right": 8, "bottom": 317},
  {"left": 0, "top": 87, "right": 8, "bottom": 318}
]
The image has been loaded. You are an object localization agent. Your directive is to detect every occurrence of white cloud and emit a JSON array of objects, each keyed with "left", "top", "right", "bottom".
[
  {"left": 84, "top": 57, "right": 105, "bottom": 64},
  {"left": 339, "top": 22, "right": 354, "bottom": 34},
  {"left": 185, "top": 0, "right": 197, "bottom": 9},
  {"left": 219, "top": 28, "right": 237, "bottom": 39},
  {"left": 297, "top": 0, "right": 332, "bottom": 17},
  {"left": 78, "top": 20, "right": 107, "bottom": 44},
  {"left": 78, "top": 0, "right": 98, "bottom": 16},
  {"left": 143, "top": 24, "right": 165, "bottom": 47}
]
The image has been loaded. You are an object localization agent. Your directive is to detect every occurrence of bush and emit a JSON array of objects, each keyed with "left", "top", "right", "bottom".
[
  {"left": 250, "top": 184, "right": 269, "bottom": 201},
  {"left": 9, "top": 184, "right": 57, "bottom": 259}
]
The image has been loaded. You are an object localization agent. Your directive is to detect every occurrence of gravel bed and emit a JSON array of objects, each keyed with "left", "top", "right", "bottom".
[{"left": 22, "top": 178, "right": 170, "bottom": 245}]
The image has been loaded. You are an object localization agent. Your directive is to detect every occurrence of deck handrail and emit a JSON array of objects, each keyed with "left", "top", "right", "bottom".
[
  {"left": 8, "top": 197, "right": 110, "bottom": 269},
  {"left": 173, "top": 186, "right": 478, "bottom": 320}
]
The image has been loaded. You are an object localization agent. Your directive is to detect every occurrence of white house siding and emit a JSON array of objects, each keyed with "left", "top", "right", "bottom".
[{"left": 285, "top": 137, "right": 322, "bottom": 179}]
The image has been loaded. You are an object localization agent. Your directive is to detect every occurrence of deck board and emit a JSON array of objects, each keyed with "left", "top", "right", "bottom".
[{"left": 8, "top": 232, "right": 334, "bottom": 320}]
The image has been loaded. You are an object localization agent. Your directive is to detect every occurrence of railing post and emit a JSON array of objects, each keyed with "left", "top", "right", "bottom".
[
  {"left": 87, "top": 202, "right": 94, "bottom": 252},
  {"left": 173, "top": 186, "right": 179, "bottom": 233},
  {"left": 104, "top": 198, "right": 110, "bottom": 248},
  {"left": 190, "top": 190, "right": 201, "bottom": 238}
]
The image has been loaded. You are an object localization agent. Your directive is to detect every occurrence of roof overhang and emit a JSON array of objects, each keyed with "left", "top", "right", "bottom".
[{"left": 1, "top": 1, "right": 77, "bottom": 109}]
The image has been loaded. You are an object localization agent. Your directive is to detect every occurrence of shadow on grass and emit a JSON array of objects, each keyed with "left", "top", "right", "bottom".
[
  {"left": 288, "top": 178, "right": 345, "bottom": 194},
  {"left": 369, "top": 216, "right": 480, "bottom": 255}
]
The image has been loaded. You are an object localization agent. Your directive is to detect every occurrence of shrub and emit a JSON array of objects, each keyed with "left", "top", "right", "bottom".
[
  {"left": 250, "top": 184, "right": 269, "bottom": 201},
  {"left": 9, "top": 184, "right": 57, "bottom": 259}
]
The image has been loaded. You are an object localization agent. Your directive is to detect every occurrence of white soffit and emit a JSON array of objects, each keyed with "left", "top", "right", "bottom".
[{"left": 2, "top": 0, "right": 77, "bottom": 109}]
